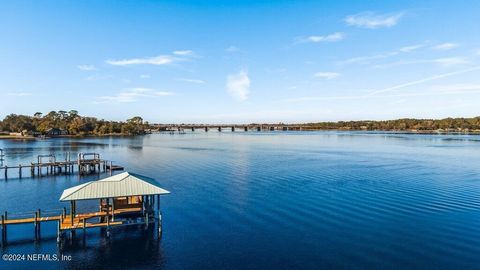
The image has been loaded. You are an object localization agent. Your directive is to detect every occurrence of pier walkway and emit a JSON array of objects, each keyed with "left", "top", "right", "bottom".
[{"left": 0, "top": 152, "right": 124, "bottom": 179}]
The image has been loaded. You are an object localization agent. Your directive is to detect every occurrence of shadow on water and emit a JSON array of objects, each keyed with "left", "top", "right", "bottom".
[
  {"left": 62, "top": 227, "right": 165, "bottom": 270},
  {"left": 1, "top": 226, "right": 166, "bottom": 270}
]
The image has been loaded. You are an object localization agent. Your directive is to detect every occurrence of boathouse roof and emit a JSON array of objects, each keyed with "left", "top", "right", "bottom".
[{"left": 59, "top": 172, "right": 170, "bottom": 201}]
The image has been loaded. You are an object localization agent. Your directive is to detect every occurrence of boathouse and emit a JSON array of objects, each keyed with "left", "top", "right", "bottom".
[{"left": 58, "top": 172, "right": 170, "bottom": 240}]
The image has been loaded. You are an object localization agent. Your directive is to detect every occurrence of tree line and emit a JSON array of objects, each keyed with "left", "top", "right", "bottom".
[
  {"left": 0, "top": 110, "right": 149, "bottom": 136},
  {"left": 297, "top": 117, "right": 480, "bottom": 131}
]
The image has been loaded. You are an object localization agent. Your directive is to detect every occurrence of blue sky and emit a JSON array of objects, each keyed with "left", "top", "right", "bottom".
[{"left": 1, "top": 0, "right": 479, "bottom": 123}]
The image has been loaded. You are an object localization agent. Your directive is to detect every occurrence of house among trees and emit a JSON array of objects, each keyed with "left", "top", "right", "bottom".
[{"left": 46, "top": 128, "right": 68, "bottom": 136}]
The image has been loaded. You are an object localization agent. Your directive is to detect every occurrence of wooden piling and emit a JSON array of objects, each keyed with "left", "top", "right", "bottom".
[
  {"left": 37, "top": 209, "right": 41, "bottom": 235},
  {"left": 34, "top": 211, "right": 38, "bottom": 239},
  {"left": 57, "top": 220, "right": 61, "bottom": 243},
  {"left": 3, "top": 212, "right": 7, "bottom": 242}
]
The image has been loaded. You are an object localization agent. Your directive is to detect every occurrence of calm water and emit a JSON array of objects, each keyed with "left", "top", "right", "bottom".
[{"left": 1, "top": 131, "right": 480, "bottom": 269}]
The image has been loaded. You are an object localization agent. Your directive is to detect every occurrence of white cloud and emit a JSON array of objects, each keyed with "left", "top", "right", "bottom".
[
  {"left": 106, "top": 50, "right": 194, "bottom": 66},
  {"left": 106, "top": 55, "right": 176, "bottom": 66},
  {"left": 296, "top": 32, "right": 345, "bottom": 44},
  {"left": 139, "top": 74, "right": 150, "bottom": 79},
  {"left": 176, "top": 78, "right": 206, "bottom": 84},
  {"left": 173, "top": 50, "right": 194, "bottom": 56},
  {"left": 96, "top": 88, "right": 174, "bottom": 103},
  {"left": 433, "top": 43, "right": 459, "bottom": 50},
  {"left": 77, "top": 64, "right": 96, "bottom": 71},
  {"left": 313, "top": 72, "right": 341, "bottom": 80},
  {"left": 434, "top": 57, "right": 469, "bottom": 67},
  {"left": 345, "top": 12, "right": 404, "bottom": 29},
  {"left": 226, "top": 70, "right": 250, "bottom": 101}
]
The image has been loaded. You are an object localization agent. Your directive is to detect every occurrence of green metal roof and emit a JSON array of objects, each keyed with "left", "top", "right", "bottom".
[{"left": 59, "top": 172, "right": 170, "bottom": 201}]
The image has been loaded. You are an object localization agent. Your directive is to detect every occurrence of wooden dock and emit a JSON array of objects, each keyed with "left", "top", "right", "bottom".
[
  {"left": 0, "top": 152, "right": 123, "bottom": 179},
  {"left": 0, "top": 172, "right": 168, "bottom": 246},
  {"left": 1, "top": 202, "right": 160, "bottom": 246}
]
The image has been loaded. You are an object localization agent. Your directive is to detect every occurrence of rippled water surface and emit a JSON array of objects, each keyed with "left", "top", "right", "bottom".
[{"left": 1, "top": 132, "right": 480, "bottom": 269}]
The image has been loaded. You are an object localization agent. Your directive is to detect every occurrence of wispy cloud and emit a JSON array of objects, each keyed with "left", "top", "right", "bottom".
[
  {"left": 176, "top": 78, "right": 206, "bottom": 84},
  {"left": 77, "top": 64, "right": 96, "bottom": 71},
  {"left": 345, "top": 11, "right": 404, "bottom": 29},
  {"left": 373, "top": 57, "right": 470, "bottom": 69},
  {"left": 339, "top": 51, "right": 399, "bottom": 65},
  {"left": 106, "top": 50, "right": 194, "bottom": 66},
  {"left": 295, "top": 32, "right": 345, "bottom": 44},
  {"left": 282, "top": 86, "right": 480, "bottom": 103},
  {"left": 433, "top": 43, "right": 459, "bottom": 50},
  {"left": 226, "top": 70, "right": 250, "bottom": 101},
  {"left": 399, "top": 43, "right": 426, "bottom": 52},
  {"left": 95, "top": 88, "right": 174, "bottom": 103},
  {"left": 7, "top": 92, "right": 32, "bottom": 97},
  {"left": 282, "top": 66, "right": 480, "bottom": 103},
  {"left": 434, "top": 57, "right": 470, "bottom": 67},
  {"left": 367, "top": 66, "right": 480, "bottom": 95},
  {"left": 339, "top": 41, "right": 427, "bottom": 66},
  {"left": 226, "top": 46, "right": 242, "bottom": 53},
  {"left": 313, "top": 72, "right": 341, "bottom": 80},
  {"left": 139, "top": 74, "right": 150, "bottom": 79}
]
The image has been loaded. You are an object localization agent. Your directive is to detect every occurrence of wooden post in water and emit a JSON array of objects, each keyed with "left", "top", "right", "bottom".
[
  {"left": 4, "top": 166, "right": 7, "bottom": 179},
  {"left": 56, "top": 219, "right": 61, "bottom": 243},
  {"left": 37, "top": 209, "right": 41, "bottom": 238},
  {"left": 111, "top": 199, "right": 115, "bottom": 221},
  {"left": 3, "top": 211, "right": 7, "bottom": 243},
  {"left": 1, "top": 214, "right": 5, "bottom": 245},
  {"left": 77, "top": 153, "right": 81, "bottom": 174},
  {"left": 70, "top": 201, "right": 74, "bottom": 224},
  {"left": 109, "top": 161, "right": 113, "bottom": 176},
  {"left": 19, "top": 164, "right": 22, "bottom": 179},
  {"left": 106, "top": 198, "right": 110, "bottom": 238},
  {"left": 31, "top": 163, "right": 35, "bottom": 177},
  {"left": 64, "top": 153, "right": 68, "bottom": 174},
  {"left": 34, "top": 211, "right": 38, "bottom": 240},
  {"left": 157, "top": 195, "right": 162, "bottom": 236}
]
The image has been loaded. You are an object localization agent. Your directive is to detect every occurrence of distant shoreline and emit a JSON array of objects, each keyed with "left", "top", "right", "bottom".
[
  {"left": 1, "top": 129, "right": 480, "bottom": 140},
  {"left": 0, "top": 133, "right": 142, "bottom": 140}
]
